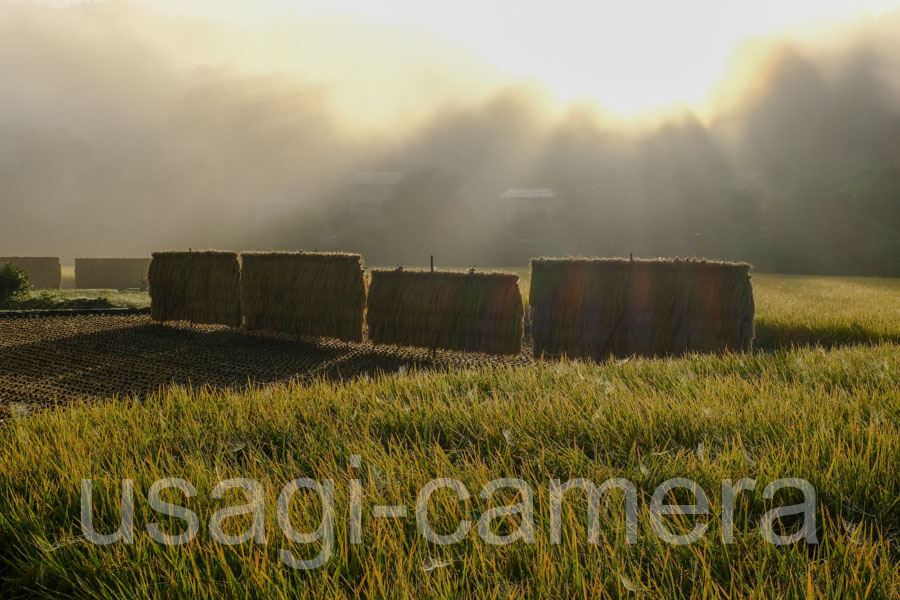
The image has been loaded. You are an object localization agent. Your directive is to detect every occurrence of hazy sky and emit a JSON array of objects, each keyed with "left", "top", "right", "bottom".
[
  {"left": 30, "top": 0, "right": 900, "bottom": 111},
  {"left": 3, "top": 1, "right": 899, "bottom": 261}
]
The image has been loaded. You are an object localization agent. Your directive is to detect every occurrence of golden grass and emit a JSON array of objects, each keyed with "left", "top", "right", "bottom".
[{"left": 1, "top": 343, "right": 898, "bottom": 597}]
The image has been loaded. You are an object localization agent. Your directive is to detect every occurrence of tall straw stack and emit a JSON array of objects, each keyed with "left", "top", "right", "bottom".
[
  {"left": 0, "top": 257, "right": 61, "bottom": 290},
  {"left": 367, "top": 269, "right": 524, "bottom": 355},
  {"left": 240, "top": 252, "right": 366, "bottom": 342},
  {"left": 75, "top": 258, "right": 151, "bottom": 290},
  {"left": 148, "top": 251, "right": 241, "bottom": 326},
  {"left": 529, "top": 257, "right": 754, "bottom": 359}
]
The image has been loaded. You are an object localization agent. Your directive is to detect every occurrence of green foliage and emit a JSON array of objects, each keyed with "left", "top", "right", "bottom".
[
  {"left": 0, "top": 262, "right": 30, "bottom": 303},
  {"left": 5, "top": 291, "right": 116, "bottom": 310},
  {"left": 1, "top": 290, "right": 149, "bottom": 310},
  {"left": 1, "top": 265, "right": 150, "bottom": 309}
]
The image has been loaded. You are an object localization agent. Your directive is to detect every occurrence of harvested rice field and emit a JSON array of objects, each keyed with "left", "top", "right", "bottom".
[
  {"left": 0, "top": 315, "right": 532, "bottom": 407},
  {"left": 2, "top": 274, "right": 900, "bottom": 408}
]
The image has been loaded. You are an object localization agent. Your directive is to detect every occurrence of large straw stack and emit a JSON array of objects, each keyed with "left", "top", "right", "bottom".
[
  {"left": 148, "top": 251, "right": 241, "bottom": 326},
  {"left": 367, "top": 269, "right": 524, "bottom": 355},
  {"left": 75, "top": 258, "right": 151, "bottom": 290},
  {"left": 0, "top": 257, "right": 61, "bottom": 290},
  {"left": 529, "top": 257, "right": 754, "bottom": 359},
  {"left": 240, "top": 252, "right": 366, "bottom": 342}
]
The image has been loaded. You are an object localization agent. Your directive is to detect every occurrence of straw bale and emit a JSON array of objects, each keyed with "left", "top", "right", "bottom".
[
  {"left": 148, "top": 251, "right": 241, "bottom": 326},
  {"left": 0, "top": 257, "right": 61, "bottom": 290},
  {"left": 529, "top": 257, "right": 754, "bottom": 359},
  {"left": 367, "top": 269, "right": 524, "bottom": 355},
  {"left": 240, "top": 252, "right": 366, "bottom": 342},
  {"left": 74, "top": 258, "right": 151, "bottom": 290}
]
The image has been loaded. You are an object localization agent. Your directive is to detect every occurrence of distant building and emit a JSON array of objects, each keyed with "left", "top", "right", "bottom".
[
  {"left": 346, "top": 171, "right": 406, "bottom": 219},
  {"left": 500, "top": 188, "right": 562, "bottom": 224}
]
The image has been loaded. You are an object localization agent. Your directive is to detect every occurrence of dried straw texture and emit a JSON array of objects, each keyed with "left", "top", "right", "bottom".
[
  {"left": 240, "top": 252, "right": 366, "bottom": 342},
  {"left": 367, "top": 269, "right": 524, "bottom": 355},
  {"left": 0, "top": 257, "right": 61, "bottom": 289},
  {"left": 74, "top": 258, "right": 151, "bottom": 290},
  {"left": 530, "top": 258, "right": 754, "bottom": 359},
  {"left": 148, "top": 251, "right": 241, "bottom": 327}
]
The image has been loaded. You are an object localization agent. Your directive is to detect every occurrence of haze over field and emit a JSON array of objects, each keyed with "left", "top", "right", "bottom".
[{"left": 2, "top": 1, "right": 900, "bottom": 273}]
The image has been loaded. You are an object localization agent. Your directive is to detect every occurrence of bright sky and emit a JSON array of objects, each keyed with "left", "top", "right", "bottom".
[{"left": 33, "top": 0, "right": 900, "bottom": 112}]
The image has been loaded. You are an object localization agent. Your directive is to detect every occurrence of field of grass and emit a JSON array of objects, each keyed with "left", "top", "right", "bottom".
[
  {"left": 0, "top": 289, "right": 150, "bottom": 310},
  {"left": 0, "top": 274, "right": 898, "bottom": 598},
  {"left": 752, "top": 274, "right": 900, "bottom": 348},
  {"left": 0, "top": 266, "right": 150, "bottom": 310}
]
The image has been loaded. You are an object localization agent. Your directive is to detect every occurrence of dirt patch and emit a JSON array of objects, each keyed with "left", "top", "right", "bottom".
[{"left": 0, "top": 315, "right": 534, "bottom": 407}]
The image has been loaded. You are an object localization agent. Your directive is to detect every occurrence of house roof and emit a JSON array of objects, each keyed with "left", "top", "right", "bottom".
[
  {"left": 348, "top": 171, "right": 406, "bottom": 185},
  {"left": 501, "top": 188, "right": 559, "bottom": 198}
]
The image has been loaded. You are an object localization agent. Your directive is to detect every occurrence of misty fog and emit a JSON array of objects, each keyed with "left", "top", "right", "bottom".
[{"left": 2, "top": 2, "right": 899, "bottom": 274}]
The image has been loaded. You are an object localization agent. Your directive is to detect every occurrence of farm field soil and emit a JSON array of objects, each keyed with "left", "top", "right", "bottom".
[{"left": 0, "top": 316, "right": 531, "bottom": 407}]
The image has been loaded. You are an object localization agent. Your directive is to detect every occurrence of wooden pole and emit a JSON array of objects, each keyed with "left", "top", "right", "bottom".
[{"left": 430, "top": 254, "right": 436, "bottom": 359}]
